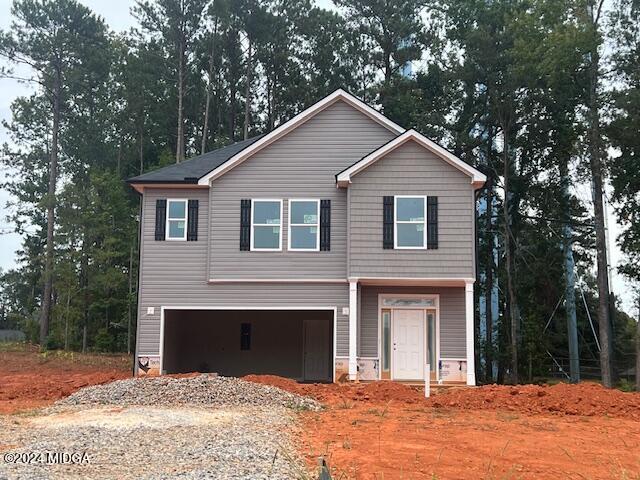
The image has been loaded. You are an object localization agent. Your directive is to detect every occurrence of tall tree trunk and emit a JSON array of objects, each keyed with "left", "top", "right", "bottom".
[
  {"left": 81, "top": 236, "right": 89, "bottom": 353},
  {"left": 636, "top": 295, "right": 640, "bottom": 391},
  {"left": 127, "top": 245, "right": 133, "bottom": 355},
  {"left": 201, "top": 22, "right": 217, "bottom": 154},
  {"left": 229, "top": 85, "right": 236, "bottom": 141},
  {"left": 266, "top": 77, "right": 273, "bottom": 131},
  {"left": 176, "top": 38, "right": 186, "bottom": 163},
  {"left": 243, "top": 39, "right": 252, "bottom": 140},
  {"left": 485, "top": 178, "right": 494, "bottom": 382},
  {"left": 64, "top": 289, "right": 71, "bottom": 351},
  {"left": 502, "top": 125, "right": 519, "bottom": 384},
  {"left": 139, "top": 127, "right": 144, "bottom": 175},
  {"left": 586, "top": 11, "right": 613, "bottom": 387},
  {"left": 560, "top": 160, "right": 580, "bottom": 383},
  {"left": 39, "top": 65, "right": 61, "bottom": 348}
]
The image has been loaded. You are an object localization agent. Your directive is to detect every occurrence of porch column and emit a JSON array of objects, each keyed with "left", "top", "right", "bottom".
[
  {"left": 348, "top": 280, "right": 358, "bottom": 380},
  {"left": 465, "top": 280, "right": 476, "bottom": 386}
]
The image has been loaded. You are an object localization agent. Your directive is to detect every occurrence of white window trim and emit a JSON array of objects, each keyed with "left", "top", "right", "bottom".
[
  {"left": 288, "top": 199, "right": 320, "bottom": 252},
  {"left": 250, "top": 199, "right": 283, "bottom": 251},
  {"left": 166, "top": 198, "right": 188, "bottom": 241},
  {"left": 394, "top": 195, "right": 427, "bottom": 249}
]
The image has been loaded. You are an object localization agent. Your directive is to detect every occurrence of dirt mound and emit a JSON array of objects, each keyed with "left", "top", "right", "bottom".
[
  {"left": 245, "top": 375, "right": 640, "bottom": 419},
  {"left": 428, "top": 382, "right": 640, "bottom": 418},
  {"left": 243, "top": 375, "right": 424, "bottom": 404}
]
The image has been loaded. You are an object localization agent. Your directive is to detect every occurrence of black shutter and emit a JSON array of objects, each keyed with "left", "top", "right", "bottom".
[
  {"left": 187, "top": 199, "right": 199, "bottom": 241},
  {"left": 383, "top": 196, "right": 394, "bottom": 249},
  {"left": 427, "top": 196, "right": 438, "bottom": 249},
  {"left": 155, "top": 199, "right": 166, "bottom": 241},
  {"left": 240, "top": 199, "right": 251, "bottom": 251},
  {"left": 320, "top": 199, "right": 331, "bottom": 251}
]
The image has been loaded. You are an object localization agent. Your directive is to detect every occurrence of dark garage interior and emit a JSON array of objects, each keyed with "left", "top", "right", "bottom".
[{"left": 162, "top": 309, "right": 333, "bottom": 382}]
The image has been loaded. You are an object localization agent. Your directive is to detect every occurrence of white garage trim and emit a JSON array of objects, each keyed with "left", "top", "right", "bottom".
[{"left": 159, "top": 305, "right": 338, "bottom": 382}]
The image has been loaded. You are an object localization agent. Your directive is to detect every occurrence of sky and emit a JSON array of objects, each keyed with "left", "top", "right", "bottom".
[{"left": 0, "top": 0, "right": 635, "bottom": 315}]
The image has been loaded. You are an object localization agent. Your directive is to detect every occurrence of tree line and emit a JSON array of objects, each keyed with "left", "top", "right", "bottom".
[{"left": 0, "top": 0, "right": 638, "bottom": 387}]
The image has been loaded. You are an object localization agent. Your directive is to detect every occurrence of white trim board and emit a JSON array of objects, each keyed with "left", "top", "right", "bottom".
[
  {"left": 352, "top": 277, "right": 475, "bottom": 287},
  {"left": 336, "top": 129, "right": 486, "bottom": 188},
  {"left": 198, "top": 89, "right": 405, "bottom": 185},
  {"left": 159, "top": 305, "right": 338, "bottom": 383},
  {"left": 207, "top": 278, "right": 348, "bottom": 284}
]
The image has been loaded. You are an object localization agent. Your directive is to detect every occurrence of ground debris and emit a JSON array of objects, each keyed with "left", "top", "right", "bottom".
[{"left": 56, "top": 374, "right": 322, "bottom": 411}]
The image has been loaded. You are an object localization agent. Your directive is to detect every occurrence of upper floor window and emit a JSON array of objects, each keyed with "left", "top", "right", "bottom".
[
  {"left": 288, "top": 199, "right": 319, "bottom": 251},
  {"left": 166, "top": 199, "right": 188, "bottom": 241},
  {"left": 251, "top": 199, "right": 282, "bottom": 251},
  {"left": 394, "top": 196, "right": 426, "bottom": 249}
]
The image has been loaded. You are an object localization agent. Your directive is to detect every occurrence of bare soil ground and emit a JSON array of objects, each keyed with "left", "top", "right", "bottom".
[
  {"left": 245, "top": 375, "right": 640, "bottom": 480},
  {"left": 1, "top": 347, "right": 639, "bottom": 479},
  {"left": 0, "top": 343, "right": 131, "bottom": 414}
]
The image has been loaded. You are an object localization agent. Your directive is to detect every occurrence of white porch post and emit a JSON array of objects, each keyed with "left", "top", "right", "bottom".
[
  {"left": 465, "top": 280, "right": 476, "bottom": 386},
  {"left": 348, "top": 280, "right": 358, "bottom": 380}
]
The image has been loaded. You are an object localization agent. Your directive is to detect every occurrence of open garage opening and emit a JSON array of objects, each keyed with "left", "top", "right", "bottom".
[{"left": 162, "top": 309, "right": 334, "bottom": 382}]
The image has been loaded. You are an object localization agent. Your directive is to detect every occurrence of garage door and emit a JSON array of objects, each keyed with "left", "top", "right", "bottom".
[{"left": 162, "top": 309, "right": 333, "bottom": 382}]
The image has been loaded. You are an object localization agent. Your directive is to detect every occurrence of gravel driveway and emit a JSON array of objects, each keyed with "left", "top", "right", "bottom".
[{"left": 0, "top": 375, "right": 317, "bottom": 480}]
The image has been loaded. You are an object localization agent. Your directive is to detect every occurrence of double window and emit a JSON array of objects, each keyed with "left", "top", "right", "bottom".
[
  {"left": 288, "top": 199, "right": 319, "bottom": 251},
  {"left": 249, "top": 198, "right": 321, "bottom": 251},
  {"left": 166, "top": 199, "right": 188, "bottom": 241},
  {"left": 251, "top": 199, "right": 283, "bottom": 251},
  {"left": 394, "top": 195, "right": 427, "bottom": 249}
]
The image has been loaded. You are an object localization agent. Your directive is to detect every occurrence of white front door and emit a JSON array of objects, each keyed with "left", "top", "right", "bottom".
[
  {"left": 303, "top": 319, "right": 331, "bottom": 382},
  {"left": 392, "top": 309, "right": 425, "bottom": 380}
]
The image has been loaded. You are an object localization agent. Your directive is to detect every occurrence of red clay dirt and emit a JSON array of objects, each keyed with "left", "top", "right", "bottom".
[
  {"left": 245, "top": 375, "right": 640, "bottom": 479},
  {"left": 0, "top": 344, "right": 131, "bottom": 414}
]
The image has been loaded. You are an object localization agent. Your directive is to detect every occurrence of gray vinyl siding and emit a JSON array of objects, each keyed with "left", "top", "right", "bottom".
[
  {"left": 209, "top": 100, "right": 396, "bottom": 280},
  {"left": 349, "top": 141, "right": 475, "bottom": 278},
  {"left": 136, "top": 187, "right": 350, "bottom": 357},
  {"left": 359, "top": 285, "right": 466, "bottom": 358}
]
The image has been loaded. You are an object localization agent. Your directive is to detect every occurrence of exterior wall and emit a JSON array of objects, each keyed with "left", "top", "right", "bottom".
[
  {"left": 136, "top": 187, "right": 350, "bottom": 358},
  {"left": 359, "top": 285, "right": 466, "bottom": 359},
  {"left": 348, "top": 140, "right": 475, "bottom": 279},
  {"left": 209, "top": 100, "right": 396, "bottom": 280}
]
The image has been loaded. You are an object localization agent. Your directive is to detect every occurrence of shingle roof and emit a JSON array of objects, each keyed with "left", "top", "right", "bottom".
[{"left": 127, "top": 135, "right": 264, "bottom": 184}]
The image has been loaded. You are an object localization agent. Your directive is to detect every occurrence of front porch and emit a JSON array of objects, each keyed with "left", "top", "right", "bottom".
[{"left": 342, "top": 278, "right": 476, "bottom": 386}]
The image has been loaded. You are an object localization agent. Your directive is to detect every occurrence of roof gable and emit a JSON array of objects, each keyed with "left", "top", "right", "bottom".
[
  {"left": 336, "top": 129, "right": 486, "bottom": 189},
  {"left": 197, "top": 89, "right": 405, "bottom": 185}
]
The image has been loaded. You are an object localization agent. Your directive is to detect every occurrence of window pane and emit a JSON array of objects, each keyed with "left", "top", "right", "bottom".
[
  {"left": 253, "top": 201, "right": 280, "bottom": 225},
  {"left": 397, "top": 197, "right": 424, "bottom": 222},
  {"left": 382, "top": 298, "right": 435, "bottom": 307},
  {"left": 168, "top": 220, "right": 185, "bottom": 238},
  {"left": 290, "top": 225, "right": 317, "bottom": 249},
  {"left": 427, "top": 312, "right": 436, "bottom": 371},
  {"left": 291, "top": 201, "right": 318, "bottom": 224},
  {"left": 253, "top": 225, "right": 280, "bottom": 249},
  {"left": 168, "top": 200, "right": 186, "bottom": 219},
  {"left": 397, "top": 223, "right": 424, "bottom": 247},
  {"left": 382, "top": 310, "right": 391, "bottom": 372}
]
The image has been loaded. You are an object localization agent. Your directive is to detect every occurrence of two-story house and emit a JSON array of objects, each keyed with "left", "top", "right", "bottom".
[{"left": 127, "top": 89, "right": 485, "bottom": 385}]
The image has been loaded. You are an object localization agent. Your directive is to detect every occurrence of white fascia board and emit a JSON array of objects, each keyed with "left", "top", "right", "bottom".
[
  {"left": 197, "top": 89, "right": 405, "bottom": 186},
  {"left": 336, "top": 130, "right": 487, "bottom": 189},
  {"left": 352, "top": 276, "right": 475, "bottom": 287}
]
